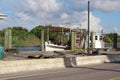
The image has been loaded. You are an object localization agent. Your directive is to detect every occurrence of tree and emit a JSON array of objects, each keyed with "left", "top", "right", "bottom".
[
  {"left": 0, "top": 30, "right": 4, "bottom": 45},
  {"left": 11, "top": 26, "right": 40, "bottom": 47},
  {"left": 105, "top": 33, "right": 120, "bottom": 45},
  {"left": 30, "top": 25, "right": 45, "bottom": 39},
  {"left": 12, "top": 27, "right": 28, "bottom": 37}
]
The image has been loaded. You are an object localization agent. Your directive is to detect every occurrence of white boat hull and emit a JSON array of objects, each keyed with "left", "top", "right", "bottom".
[{"left": 45, "top": 42, "right": 66, "bottom": 51}]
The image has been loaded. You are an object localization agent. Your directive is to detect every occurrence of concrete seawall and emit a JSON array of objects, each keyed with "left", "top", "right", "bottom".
[{"left": 0, "top": 55, "right": 120, "bottom": 74}]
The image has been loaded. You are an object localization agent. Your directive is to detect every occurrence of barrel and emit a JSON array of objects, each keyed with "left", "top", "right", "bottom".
[{"left": 0, "top": 46, "right": 4, "bottom": 60}]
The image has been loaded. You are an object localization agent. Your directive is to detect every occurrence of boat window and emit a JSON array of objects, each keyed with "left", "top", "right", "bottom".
[
  {"left": 100, "top": 36, "right": 102, "bottom": 40},
  {"left": 95, "top": 36, "right": 97, "bottom": 40}
]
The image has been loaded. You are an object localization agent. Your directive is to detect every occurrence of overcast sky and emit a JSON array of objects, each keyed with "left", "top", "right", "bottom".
[{"left": 0, "top": 0, "right": 120, "bottom": 34}]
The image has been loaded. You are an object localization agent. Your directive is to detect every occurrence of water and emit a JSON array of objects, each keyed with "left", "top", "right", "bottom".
[
  {"left": 105, "top": 45, "right": 120, "bottom": 49},
  {"left": 14, "top": 46, "right": 41, "bottom": 52},
  {"left": 14, "top": 45, "right": 120, "bottom": 52}
]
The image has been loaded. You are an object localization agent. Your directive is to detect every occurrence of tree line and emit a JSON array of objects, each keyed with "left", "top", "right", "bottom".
[
  {"left": 0, "top": 25, "right": 120, "bottom": 47},
  {"left": 105, "top": 33, "right": 120, "bottom": 46},
  {"left": 0, "top": 25, "right": 68, "bottom": 47}
]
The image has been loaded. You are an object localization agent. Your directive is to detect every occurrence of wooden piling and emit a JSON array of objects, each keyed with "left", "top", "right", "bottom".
[
  {"left": 113, "top": 33, "right": 118, "bottom": 49},
  {"left": 91, "top": 32, "right": 94, "bottom": 50},
  {"left": 41, "top": 30, "right": 44, "bottom": 51},
  {"left": 71, "top": 31, "right": 76, "bottom": 51},
  {"left": 46, "top": 26, "right": 49, "bottom": 43},
  {"left": 4, "top": 29, "right": 12, "bottom": 49}
]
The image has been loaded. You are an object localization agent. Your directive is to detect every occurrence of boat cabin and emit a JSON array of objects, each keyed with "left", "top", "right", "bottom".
[{"left": 91, "top": 32, "right": 105, "bottom": 49}]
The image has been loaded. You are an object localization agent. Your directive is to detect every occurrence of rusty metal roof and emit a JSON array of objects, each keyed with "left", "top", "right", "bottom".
[{"left": 46, "top": 26, "right": 71, "bottom": 32}]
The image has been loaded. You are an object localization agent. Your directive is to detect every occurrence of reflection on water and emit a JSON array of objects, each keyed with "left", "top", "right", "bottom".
[{"left": 14, "top": 46, "right": 41, "bottom": 51}]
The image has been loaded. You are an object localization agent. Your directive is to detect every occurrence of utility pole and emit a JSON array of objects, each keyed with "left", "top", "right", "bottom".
[{"left": 88, "top": 1, "right": 90, "bottom": 55}]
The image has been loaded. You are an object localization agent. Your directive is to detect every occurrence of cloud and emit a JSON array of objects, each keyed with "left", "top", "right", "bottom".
[
  {"left": 81, "top": 11, "right": 103, "bottom": 32},
  {"left": 60, "top": 0, "right": 120, "bottom": 13},
  {"left": 22, "top": 0, "right": 61, "bottom": 19},
  {"left": 60, "top": 13, "right": 70, "bottom": 24},
  {"left": 60, "top": 13, "right": 70, "bottom": 20},
  {"left": 112, "top": 27, "right": 120, "bottom": 34},
  {"left": 16, "top": 12, "right": 31, "bottom": 21},
  {"left": 66, "top": 11, "right": 103, "bottom": 32},
  {"left": 91, "top": 0, "right": 120, "bottom": 12},
  {"left": 2, "top": 0, "right": 119, "bottom": 32}
]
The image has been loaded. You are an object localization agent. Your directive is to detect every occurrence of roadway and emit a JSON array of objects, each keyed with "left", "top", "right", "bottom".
[{"left": 0, "top": 62, "right": 120, "bottom": 80}]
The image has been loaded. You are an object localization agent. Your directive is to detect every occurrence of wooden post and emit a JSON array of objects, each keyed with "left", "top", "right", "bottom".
[
  {"left": 41, "top": 30, "right": 44, "bottom": 51},
  {"left": 4, "top": 29, "right": 12, "bottom": 49},
  {"left": 67, "top": 33, "right": 70, "bottom": 42},
  {"left": 113, "top": 33, "right": 117, "bottom": 49},
  {"left": 4, "top": 29, "right": 7, "bottom": 49},
  {"left": 91, "top": 32, "right": 94, "bottom": 51},
  {"left": 46, "top": 26, "right": 49, "bottom": 43},
  {"left": 71, "top": 31, "right": 76, "bottom": 51},
  {"left": 62, "top": 27, "right": 64, "bottom": 45}
]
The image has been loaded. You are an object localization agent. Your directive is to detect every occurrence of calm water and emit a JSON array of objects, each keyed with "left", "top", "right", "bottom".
[
  {"left": 105, "top": 45, "right": 120, "bottom": 49},
  {"left": 14, "top": 45, "right": 120, "bottom": 52},
  {"left": 14, "top": 46, "right": 41, "bottom": 51}
]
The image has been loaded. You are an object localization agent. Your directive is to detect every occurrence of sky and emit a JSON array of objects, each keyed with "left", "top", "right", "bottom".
[{"left": 0, "top": 0, "right": 120, "bottom": 34}]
